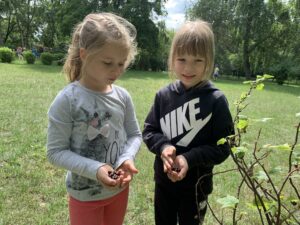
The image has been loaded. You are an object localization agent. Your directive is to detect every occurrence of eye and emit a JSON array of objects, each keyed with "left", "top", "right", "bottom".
[
  {"left": 118, "top": 63, "right": 124, "bottom": 67},
  {"left": 176, "top": 58, "right": 185, "bottom": 62},
  {"left": 103, "top": 61, "right": 112, "bottom": 65},
  {"left": 196, "top": 58, "right": 205, "bottom": 63}
]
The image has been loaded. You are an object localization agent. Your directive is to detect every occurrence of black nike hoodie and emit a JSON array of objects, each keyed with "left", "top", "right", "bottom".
[{"left": 143, "top": 80, "right": 234, "bottom": 194}]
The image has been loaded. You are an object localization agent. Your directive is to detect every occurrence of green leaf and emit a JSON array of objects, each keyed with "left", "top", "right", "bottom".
[
  {"left": 237, "top": 119, "right": 249, "bottom": 130},
  {"left": 243, "top": 81, "right": 252, "bottom": 84},
  {"left": 240, "top": 92, "right": 249, "bottom": 99},
  {"left": 217, "top": 195, "right": 239, "bottom": 209},
  {"left": 217, "top": 138, "right": 227, "bottom": 146},
  {"left": 232, "top": 146, "right": 248, "bottom": 159},
  {"left": 231, "top": 147, "right": 237, "bottom": 153},
  {"left": 262, "top": 74, "right": 274, "bottom": 79},
  {"left": 254, "top": 170, "right": 268, "bottom": 182},
  {"left": 268, "top": 143, "right": 291, "bottom": 151},
  {"left": 256, "top": 83, "right": 264, "bottom": 90}
]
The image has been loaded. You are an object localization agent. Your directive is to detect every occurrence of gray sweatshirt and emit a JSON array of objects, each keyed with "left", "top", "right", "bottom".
[{"left": 47, "top": 81, "right": 142, "bottom": 201}]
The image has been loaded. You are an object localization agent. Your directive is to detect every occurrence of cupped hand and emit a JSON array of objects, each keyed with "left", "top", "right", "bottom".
[
  {"left": 167, "top": 155, "right": 188, "bottom": 182},
  {"left": 96, "top": 164, "right": 122, "bottom": 187},
  {"left": 161, "top": 145, "right": 176, "bottom": 172},
  {"left": 117, "top": 160, "right": 138, "bottom": 187}
]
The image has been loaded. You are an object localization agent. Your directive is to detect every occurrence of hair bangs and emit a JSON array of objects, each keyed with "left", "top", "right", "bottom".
[{"left": 174, "top": 32, "right": 207, "bottom": 57}]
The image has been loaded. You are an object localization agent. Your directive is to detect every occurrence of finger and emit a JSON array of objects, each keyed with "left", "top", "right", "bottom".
[
  {"left": 122, "top": 174, "right": 132, "bottom": 183},
  {"left": 120, "top": 181, "right": 129, "bottom": 188},
  {"left": 162, "top": 158, "right": 173, "bottom": 171},
  {"left": 177, "top": 170, "right": 186, "bottom": 181},
  {"left": 167, "top": 173, "right": 177, "bottom": 182},
  {"left": 104, "top": 178, "right": 118, "bottom": 187},
  {"left": 163, "top": 164, "right": 168, "bottom": 173},
  {"left": 127, "top": 163, "right": 138, "bottom": 174}
]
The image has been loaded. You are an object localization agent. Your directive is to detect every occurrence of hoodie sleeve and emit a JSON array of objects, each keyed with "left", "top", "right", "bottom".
[
  {"left": 182, "top": 94, "right": 234, "bottom": 168},
  {"left": 142, "top": 92, "right": 173, "bottom": 156}
]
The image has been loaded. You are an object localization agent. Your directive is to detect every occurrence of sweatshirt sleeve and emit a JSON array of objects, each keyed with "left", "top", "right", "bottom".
[
  {"left": 115, "top": 92, "right": 142, "bottom": 168},
  {"left": 46, "top": 92, "right": 104, "bottom": 181},
  {"left": 142, "top": 93, "right": 173, "bottom": 156},
  {"left": 182, "top": 95, "right": 234, "bottom": 168}
]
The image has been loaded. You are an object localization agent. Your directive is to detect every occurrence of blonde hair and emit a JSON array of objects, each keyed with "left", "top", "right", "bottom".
[
  {"left": 168, "top": 19, "right": 215, "bottom": 82},
  {"left": 63, "top": 12, "right": 137, "bottom": 82}
]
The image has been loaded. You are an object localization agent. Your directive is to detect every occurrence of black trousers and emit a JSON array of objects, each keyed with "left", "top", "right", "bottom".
[{"left": 154, "top": 182, "right": 208, "bottom": 225}]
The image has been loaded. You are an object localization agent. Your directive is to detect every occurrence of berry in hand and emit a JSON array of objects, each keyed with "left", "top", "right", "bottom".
[
  {"left": 171, "top": 167, "right": 181, "bottom": 173},
  {"left": 108, "top": 171, "right": 120, "bottom": 180}
]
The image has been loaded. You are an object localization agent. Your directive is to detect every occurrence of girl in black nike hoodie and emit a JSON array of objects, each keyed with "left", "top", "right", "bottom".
[{"left": 142, "top": 20, "right": 234, "bottom": 225}]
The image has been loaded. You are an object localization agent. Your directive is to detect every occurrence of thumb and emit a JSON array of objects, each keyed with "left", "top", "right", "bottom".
[{"left": 127, "top": 162, "right": 138, "bottom": 174}]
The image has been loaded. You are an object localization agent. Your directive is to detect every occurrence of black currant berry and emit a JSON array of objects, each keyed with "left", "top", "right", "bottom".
[{"left": 108, "top": 171, "right": 120, "bottom": 180}]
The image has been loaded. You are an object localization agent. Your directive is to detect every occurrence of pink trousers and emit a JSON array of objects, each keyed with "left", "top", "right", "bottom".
[{"left": 69, "top": 187, "right": 129, "bottom": 225}]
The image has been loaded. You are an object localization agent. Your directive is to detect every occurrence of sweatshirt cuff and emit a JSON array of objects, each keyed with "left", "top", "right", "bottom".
[
  {"left": 182, "top": 151, "right": 197, "bottom": 169},
  {"left": 89, "top": 162, "right": 106, "bottom": 181},
  {"left": 115, "top": 154, "right": 134, "bottom": 169}
]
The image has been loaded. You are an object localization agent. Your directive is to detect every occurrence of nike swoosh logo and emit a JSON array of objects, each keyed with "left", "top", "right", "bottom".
[{"left": 176, "top": 113, "right": 212, "bottom": 147}]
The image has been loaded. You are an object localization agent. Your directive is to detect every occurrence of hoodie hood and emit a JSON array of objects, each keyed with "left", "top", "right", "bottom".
[{"left": 170, "top": 80, "right": 218, "bottom": 95}]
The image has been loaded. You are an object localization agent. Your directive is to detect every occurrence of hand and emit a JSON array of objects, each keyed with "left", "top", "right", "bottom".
[
  {"left": 96, "top": 164, "right": 122, "bottom": 188},
  {"left": 167, "top": 155, "right": 188, "bottom": 182},
  {"left": 161, "top": 145, "right": 176, "bottom": 172},
  {"left": 117, "top": 160, "right": 138, "bottom": 187}
]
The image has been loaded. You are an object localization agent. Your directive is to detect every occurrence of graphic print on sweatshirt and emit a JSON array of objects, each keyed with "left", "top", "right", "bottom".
[
  {"left": 160, "top": 98, "right": 212, "bottom": 147},
  {"left": 70, "top": 108, "right": 124, "bottom": 194}
]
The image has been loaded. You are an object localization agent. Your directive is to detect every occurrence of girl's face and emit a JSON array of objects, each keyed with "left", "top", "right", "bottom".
[
  {"left": 80, "top": 41, "right": 129, "bottom": 93},
  {"left": 174, "top": 53, "right": 206, "bottom": 89}
]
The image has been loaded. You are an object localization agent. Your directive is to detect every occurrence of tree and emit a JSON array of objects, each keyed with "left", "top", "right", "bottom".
[
  {"left": 12, "top": 0, "right": 42, "bottom": 48},
  {"left": 54, "top": 0, "right": 167, "bottom": 70},
  {"left": 188, "top": 0, "right": 300, "bottom": 81},
  {"left": 0, "top": 0, "right": 17, "bottom": 46}
]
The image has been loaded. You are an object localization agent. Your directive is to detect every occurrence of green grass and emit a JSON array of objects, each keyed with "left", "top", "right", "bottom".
[{"left": 0, "top": 62, "right": 299, "bottom": 225}]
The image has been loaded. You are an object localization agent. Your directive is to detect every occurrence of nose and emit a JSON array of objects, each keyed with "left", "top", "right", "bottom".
[
  {"left": 111, "top": 65, "right": 123, "bottom": 76},
  {"left": 183, "top": 62, "right": 195, "bottom": 75}
]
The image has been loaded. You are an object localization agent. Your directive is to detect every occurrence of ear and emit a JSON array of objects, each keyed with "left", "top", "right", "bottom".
[{"left": 79, "top": 48, "right": 86, "bottom": 60}]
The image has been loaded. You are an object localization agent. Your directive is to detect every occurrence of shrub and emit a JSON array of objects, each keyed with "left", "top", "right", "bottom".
[
  {"left": 52, "top": 52, "right": 65, "bottom": 66},
  {"left": 196, "top": 75, "right": 300, "bottom": 225},
  {"left": 57, "top": 58, "right": 65, "bottom": 66},
  {"left": 23, "top": 51, "right": 36, "bottom": 64},
  {"left": 52, "top": 52, "right": 65, "bottom": 61},
  {"left": 275, "top": 68, "right": 288, "bottom": 85},
  {"left": 0, "top": 47, "right": 14, "bottom": 63},
  {"left": 41, "top": 52, "right": 53, "bottom": 65}
]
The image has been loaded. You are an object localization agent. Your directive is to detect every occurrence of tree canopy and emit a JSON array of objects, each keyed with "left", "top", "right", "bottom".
[
  {"left": 0, "top": 0, "right": 299, "bottom": 80},
  {"left": 188, "top": 0, "right": 300, "bottom": 80},
  {"left": 0, "top": 0, "right": 170, "bottom": 71}
]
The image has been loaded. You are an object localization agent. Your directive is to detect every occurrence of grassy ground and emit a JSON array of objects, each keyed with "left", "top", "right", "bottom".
[{"left": 0, "top": 62, "right": 299, "bottom": 225}]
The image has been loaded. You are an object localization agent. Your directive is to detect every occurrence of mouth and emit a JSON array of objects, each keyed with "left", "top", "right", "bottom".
[{"left": 182, "top": 74, "right": 195, "bottom": 79}]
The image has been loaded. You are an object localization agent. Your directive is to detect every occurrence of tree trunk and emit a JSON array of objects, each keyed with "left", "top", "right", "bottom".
[
  {"left": 243, "top": 42, "right": 251, "bottom": 79},
  {"left": 243, "top": 2, "right": 253, "bottom": 79}
]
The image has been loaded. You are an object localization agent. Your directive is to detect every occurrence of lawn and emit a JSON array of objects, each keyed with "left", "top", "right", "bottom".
[{"left": 0, "top": 62, "right": 299, "bottom": 225}]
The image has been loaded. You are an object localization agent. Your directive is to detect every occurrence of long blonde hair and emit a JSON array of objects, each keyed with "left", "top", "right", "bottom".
[
  {"left": 168, "top": 20, "right": 215, "bottom": 82},
  {"left": 63, "top": 12, "right": 137, "bottom": 82}
]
